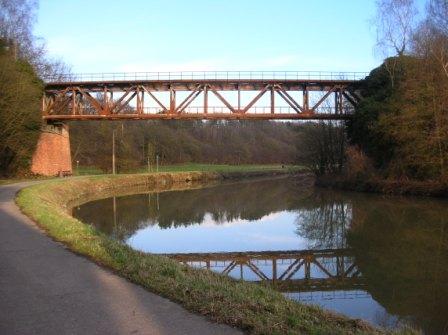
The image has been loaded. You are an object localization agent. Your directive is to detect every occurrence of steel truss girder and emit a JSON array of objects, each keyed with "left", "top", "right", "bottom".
[
  {"left": 173, "top": 248, "right": 363, "bottom": 292},
  {"left": 43, "top": 79, "right": 360, "bottom": 121}
]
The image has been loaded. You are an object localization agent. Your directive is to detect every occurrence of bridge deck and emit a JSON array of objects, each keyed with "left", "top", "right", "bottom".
[{"left": 42, "top": 71, "right": 364, "bottom": 121}]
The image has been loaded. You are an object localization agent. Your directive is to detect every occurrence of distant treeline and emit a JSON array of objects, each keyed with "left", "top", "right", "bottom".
[{"left": 69, "top": 120, "right": 300, "bottom": 172}]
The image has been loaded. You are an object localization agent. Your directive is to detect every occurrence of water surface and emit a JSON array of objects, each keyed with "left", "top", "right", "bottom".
[{"left": 73, "top": 177, "right": 448, "bottom": 334}]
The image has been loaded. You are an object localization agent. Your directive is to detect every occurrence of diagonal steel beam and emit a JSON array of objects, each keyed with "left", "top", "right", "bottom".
[
  {"left": 276, "top": 90, "right": 302, "bottom": 113},
  {"left": 274, "top": 85, "right": 303, "bottom": 111},
  {"left": 114, "top": 91, "right": 137, "bottom": 114},
  {"left": 310, "top": 86, "right": 338, "bottom": 112},
  {"left": 278, "top": 259, "right": 305, "bottom": 280},
  {"left": 142, "top": 86, "right": 168, "bottom": 113},
  {"left": 242, "top": 85, "right": 270, "bottom": 113},
  {"left": 210, "top": 89, "right": 236, "bottom": 113},
  {"left": 246, "top": 261, "right": 269, "bottom": 280},
  {"left": 222, "top": 261, "right": 237, "bottom": 275},
  {"left": 109, "top": 87, "right": 135, "bottom": 114},
  {"left": 312, "top": 258, "right": 334, "bottom": 278},
  {"left": 342, "top": 91, "right": 357, "bottom": 107},
  {"left": 344, "top": 263, "right": 357, "bottom": 277},
  {"left": 175, "top": 85, "right": 203, "bottom": 113},
  {"left": 76, "top": 87, "right": 105, "bottom": 115}
]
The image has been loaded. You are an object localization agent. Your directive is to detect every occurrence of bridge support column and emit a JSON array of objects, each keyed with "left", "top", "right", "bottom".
[{"left": 31, "top": 123, "right": 72, "bottom": 176}]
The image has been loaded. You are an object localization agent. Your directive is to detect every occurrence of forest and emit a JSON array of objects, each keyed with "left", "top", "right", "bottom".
[
  {"left": 69, "top": 120, "right": 300, "bottom": 173},
  {"left": 346, "top": 0, "right": 448, "bottom": 182}
]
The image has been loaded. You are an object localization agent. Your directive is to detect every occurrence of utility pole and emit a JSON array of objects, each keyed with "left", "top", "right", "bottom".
[{"left": 112, "top": 130, "right": 116, "bottom": 175}]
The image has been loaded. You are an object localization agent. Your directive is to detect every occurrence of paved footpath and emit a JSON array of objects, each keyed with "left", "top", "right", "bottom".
[{"left": 0, "top": 182, "right": 242, "bottom": 335}]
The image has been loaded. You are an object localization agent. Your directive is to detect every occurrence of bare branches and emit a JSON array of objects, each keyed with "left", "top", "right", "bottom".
[
  {"left": 374, "top": 0, "right": 418, "bottom": 57},
  {"left": 0, "top": 0, "right": 71, "bottom": 79},
  {"left": 427, "top": 0, "right": 448, "bottom": 35}
]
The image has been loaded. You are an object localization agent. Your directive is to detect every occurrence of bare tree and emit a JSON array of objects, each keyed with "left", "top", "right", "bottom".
[
  {"left": 374, "top": 0, "right": 418, "bottom": 57},
  {"left": 413, "top": 0, "right": 448, "bottom": 79},
  {"left": 0, "top": 0, "right": 71, "bottom": 79},
  {"left": 0, "top": 0, "right": 37, "bottom": 59},
  {"left": 373, "top": 0, "right": 418, "bottom": 87},
  {"left": 427, "top": 0, "right": 448, "bottom": 35}
]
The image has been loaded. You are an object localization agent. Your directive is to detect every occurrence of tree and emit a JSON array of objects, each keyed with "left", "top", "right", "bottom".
[
  {"left": 0, "top": 40, "right": 42, "bottom": 175},
  {"left": 427, "top": 0, "right": 448, "bottom": 35},
  {"left": 373, "top": 0, "right": 417, "bottom": 87},
  {"left": 374, "top": 0, "right": 417, "bottom": 57},
  {"left": 296, "top": 122, "right": 346, "bottom": 176},
  {"left": 0, "top": 0, "right": 70, "bottom": 79}
]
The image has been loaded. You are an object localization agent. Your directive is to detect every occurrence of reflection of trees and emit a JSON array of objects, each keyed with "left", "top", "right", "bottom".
[
  {"left": 73, "top": 177, "right": 313, "bottom": 241},
  {"left": 295, "top": 191, "right": 352, "bottom": 249},
  {"left": 348, "top": 197, "right": 448, "bottom": 334},
  {"left": 74, "top": 179, "right": 448, "bottom": 332}
]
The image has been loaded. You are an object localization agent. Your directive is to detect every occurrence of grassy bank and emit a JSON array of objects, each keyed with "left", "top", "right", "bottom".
[
  {"left": 75, "top": 163, "right": 299, "bottom": 176},
  {"left": 15, "top": 171, "right": 407, "bottom": 335}
]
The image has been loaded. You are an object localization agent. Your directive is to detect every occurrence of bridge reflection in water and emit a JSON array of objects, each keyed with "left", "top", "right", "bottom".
[{"left": 167, "top": 248, "right": 365, "bottom": 297}]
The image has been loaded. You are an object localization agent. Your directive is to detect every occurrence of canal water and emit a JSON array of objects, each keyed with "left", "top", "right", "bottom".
[{"left": 73, "top": 177, "right": 448, "bottom": 334}]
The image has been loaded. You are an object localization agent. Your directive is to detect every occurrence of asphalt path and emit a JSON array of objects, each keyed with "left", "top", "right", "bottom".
[{"left": 0, "top": 182, "right": 242, "bottom": 335}]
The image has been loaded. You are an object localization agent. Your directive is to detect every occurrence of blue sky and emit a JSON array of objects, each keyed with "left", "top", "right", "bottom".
[{"left": 35, "top": 0, "right": 412, "bottom": 74}]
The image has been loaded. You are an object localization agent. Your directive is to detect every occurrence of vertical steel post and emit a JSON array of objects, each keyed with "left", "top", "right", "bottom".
[
  {"left": 335, "top": 91, "right": 339, "bottom": 114},
  {"left": 169, "top": 87, "right": 176, "bottom": 113},
  {"left": 104, "top": 86, "right": 108, "bottom": 114},
  {"left": 272, "top": 259, "right": 277, "bottom": 281},
  {"left": 136, "top": 87, "right": 140, "bottom": 114},
  {"left": 141, "top": 88, "right": 144, "bottom": 114},
  {"left": 112, "top": 130, "right": 116, "bottom": 175},
  {"left": 204, "top": 85, "right": 208, "bottom": 114},
  {"left": 237, "top": 85, "right": 241, "bottom": 111},
  {"left": 303, "top": 85, "right": 309, "bottom": 111},
  {"left": 270, "top": 86, "right": 275, "bottom": 114},
  {"left": 72, "top": 89, "right": 76, "bottom": 115}
]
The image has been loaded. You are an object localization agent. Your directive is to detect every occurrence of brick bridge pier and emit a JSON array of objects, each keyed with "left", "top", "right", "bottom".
[{"left": 31, "top": 123, "right": 72, "bottom": 176}]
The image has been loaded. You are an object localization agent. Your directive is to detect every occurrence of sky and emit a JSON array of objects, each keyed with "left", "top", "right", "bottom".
[{"left": 33, "top": 0, "right": 427, "bottom": 75}]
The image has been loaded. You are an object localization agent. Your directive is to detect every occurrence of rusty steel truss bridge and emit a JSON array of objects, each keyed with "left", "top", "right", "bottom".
[
  {"left": 167, "top": 248, "right": 364, "bottom": 293},
  {"left": 42, "top": 71, "right": 367, "bottom": 122}
]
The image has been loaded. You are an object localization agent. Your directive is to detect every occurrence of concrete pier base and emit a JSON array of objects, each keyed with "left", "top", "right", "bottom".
[{"left": 31, "top": 123, "right": 72, "bottom": 176}]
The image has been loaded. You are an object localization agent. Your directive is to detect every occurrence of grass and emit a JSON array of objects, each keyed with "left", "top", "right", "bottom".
[
  {"left": 73, "top": 163, "right": 301, "bottom": 176},
  {"left": 0, "top": 175, "right": 53, "bottom": 186},
  {"left": 73, "top": 166, "right": 104, "bottom": 176},
  {"left": 14, "top": 171, "right": 415, "bottom": 335}
]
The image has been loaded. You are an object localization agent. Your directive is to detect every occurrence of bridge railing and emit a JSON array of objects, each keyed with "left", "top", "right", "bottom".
[{"left": 44, "top": 71, "right": 369, "bottom": 83}]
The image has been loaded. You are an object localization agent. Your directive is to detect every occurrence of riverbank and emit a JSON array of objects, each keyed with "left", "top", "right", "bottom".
[
  {"left": 15, "top": 171, "right": 407, "bottom": 335},
  {"left": 316, "top": 175, "right": 448, "bottom": 198},
  {"left": 75, "top": 163, "right": 299, "bottom": 176}
]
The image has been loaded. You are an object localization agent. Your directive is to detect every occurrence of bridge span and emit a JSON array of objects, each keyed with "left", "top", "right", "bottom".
[
  {"left": 42, "top": 71, "right": 366, "bottom": 121},
  {"left": 33, "top": 71, "right": 367, "bottom": 176},
  {"left": 167, "top": 248, "right": 364, "bottom": 293}
]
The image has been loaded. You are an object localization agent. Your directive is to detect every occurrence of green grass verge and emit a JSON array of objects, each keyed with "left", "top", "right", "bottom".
[
  {"left": 74, "top": 163, "right": 302, "bottom": 176},
  {"left": 0, "top": 175, "right": 53, "bottom": 186},
  {"left": 15, "top": 172, "right": 412, "bottom": 335}
]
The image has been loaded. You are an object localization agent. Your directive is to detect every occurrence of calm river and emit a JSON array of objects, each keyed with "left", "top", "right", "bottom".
[{"left": 73, "top": 177, "right": 448, "bottom": 334}]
